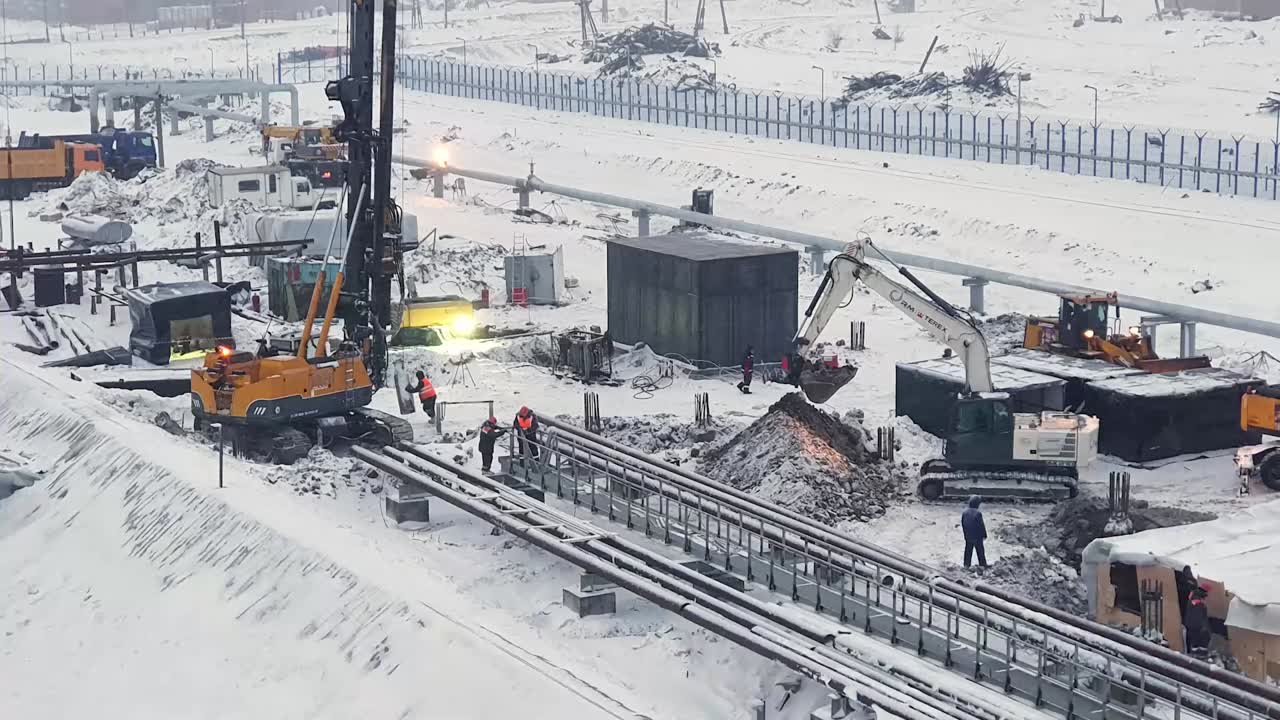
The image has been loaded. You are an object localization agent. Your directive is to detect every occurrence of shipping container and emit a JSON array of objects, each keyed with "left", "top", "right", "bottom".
[
  {"left": 1083, "top": 368, "right": 1263, "bottom": 462},
  {"left": 992, "top": 348, "right": 1145, "bottom": 409},
  {"left": 896, "top": 357, "right": 1067, "bottom": 437},
  {"left": 606, "top": 232, "right": 798, "bottom": 368}
]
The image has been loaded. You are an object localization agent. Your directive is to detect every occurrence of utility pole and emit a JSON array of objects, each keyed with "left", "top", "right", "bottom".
[
  {"left": 42, "top": 0, "right": 50, "bottom": 42},
  {"left": 241, "top": 0, "right": 250, "bottom": 78},
  {"left": 443, "top": 0, "right": 449, "bottom": 29},
  {"left": 1016, "top": 72, "right": 1031, "bottom": 164},
  {"left": 153, "top": 94, "right": 165, "bottom": 167}
]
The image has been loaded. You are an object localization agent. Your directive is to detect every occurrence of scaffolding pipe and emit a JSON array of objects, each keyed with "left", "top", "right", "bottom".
[{"left": 396, "top": 156, "right": 1280, "bottom": 342}]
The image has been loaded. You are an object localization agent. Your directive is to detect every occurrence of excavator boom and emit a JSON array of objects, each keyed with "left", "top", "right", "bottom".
[{"left": 795, "top": 239, "right": 993, "bottom": 401}]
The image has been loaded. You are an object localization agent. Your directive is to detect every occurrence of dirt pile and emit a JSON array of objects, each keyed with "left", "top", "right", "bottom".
[
  {"left": 962, "top": 548, "right": 1087, "bottom": 615},
  {"left": 977, "top": 312, "right": 1029, "bottom": 355},
  {"left": 263, "top": 446, "right": 386, "bottom": 499},
  {"left": 591, "top": 414, "right": 744, "bottom": 455},
  {"left": 699, "top": 393, "right": 906, "bottom": 524},
  {"left": 1000, "top": 495, "right": 1217, "bottom": 568}
]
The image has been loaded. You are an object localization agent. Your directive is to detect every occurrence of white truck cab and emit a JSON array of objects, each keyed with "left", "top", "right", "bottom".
[{"left": 207, "top": 165, "right": 317, "bottom": 210}]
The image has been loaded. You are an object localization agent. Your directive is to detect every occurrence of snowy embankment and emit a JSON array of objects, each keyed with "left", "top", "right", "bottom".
[{"left": 0, "top": 360, "right": 630, "bottom": 718}]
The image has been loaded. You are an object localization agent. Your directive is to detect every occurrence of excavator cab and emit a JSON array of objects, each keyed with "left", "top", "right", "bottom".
[{"left": 944, "top": 395, "right": 1014, "bottom": 466}]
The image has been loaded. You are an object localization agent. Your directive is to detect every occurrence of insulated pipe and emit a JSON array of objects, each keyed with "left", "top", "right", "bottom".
[
  {"left": 167, "top": 100, "right": 258, "bottom": 126},
  {"left": 351, "top": 447, "right": 873, "bottom": 707},
  {"left": 396, "top": 156, "right": 1280, "bottom": 342},
  {"left": 382, "top": 446, "right": 976, "bottom": 720},
  {"left": 538, "top": 415, "right": 1280, "bottom": 718},
  {"left": 89, "top": 80, "right": 299, "bottom": 131}
]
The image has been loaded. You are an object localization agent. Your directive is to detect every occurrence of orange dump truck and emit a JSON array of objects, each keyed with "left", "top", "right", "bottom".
[{"left": 0, "top": 140, "right": 105, "bottom": 200}]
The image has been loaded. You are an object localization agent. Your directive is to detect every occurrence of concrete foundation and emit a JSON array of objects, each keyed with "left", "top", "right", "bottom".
[
  {"left": 563, "top": 586, "right": 616, "bottom": 617},
  {"left": 962, "top": 277, "right": 988, "bottom": 313},
  {"left": 384, "top": 493, "right": 430, "bottom": 523}
]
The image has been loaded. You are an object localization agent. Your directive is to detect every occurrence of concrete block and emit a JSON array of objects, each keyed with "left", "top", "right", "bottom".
[
  {"left": 384, "top": 495, "right": 429, "bottom": 524},
  {"left": 563, "top": 586, "right": 616, "bottom": 617},
  {"left": 580, "top": 572, "right": 618, "bottom": 592}
]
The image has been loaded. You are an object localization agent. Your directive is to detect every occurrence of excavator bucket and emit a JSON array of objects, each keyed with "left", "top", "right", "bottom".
[{"left": 797, "top": 365, "right": 859, "bottom": 404}]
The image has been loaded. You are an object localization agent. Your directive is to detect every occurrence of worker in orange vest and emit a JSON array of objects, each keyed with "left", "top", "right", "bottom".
[
  {"left": 513, "top": 406, "right": 540, "bottom": 460},
  {"left": 405, "top": 370, "right": 438, "bottom": 419}
]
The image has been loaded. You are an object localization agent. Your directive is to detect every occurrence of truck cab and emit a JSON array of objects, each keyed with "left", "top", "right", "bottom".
[
  {"left": 68, "top": 143, "right": 106, "bottom": 177},
  {"left": 208, "top": 165, "right": 319, "bottom": 210}
]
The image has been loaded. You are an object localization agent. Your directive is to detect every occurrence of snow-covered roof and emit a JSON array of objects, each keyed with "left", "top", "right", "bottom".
[
  {"left": 1082, "top": 501, "right": 1280, "bottom": 635},
  {"left": 1086, "top": 367, "right": 1259, "bottom": 398},
  {"left": 900, "top": 357, "right": 1064, "bottom": 391},
  {"left": 607, "top": 231, "right": 795, "bottom": 261},
  {"left": 993, "top": 348, "right": 1145, "bottom": 382},
  {"left": 207, "top": 165, "right": 288, "bottom": 177}
]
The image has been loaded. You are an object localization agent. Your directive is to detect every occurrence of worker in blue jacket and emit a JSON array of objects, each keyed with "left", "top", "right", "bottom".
[{"left": 961, "top": 495, "right": 989, "bottom": 568}]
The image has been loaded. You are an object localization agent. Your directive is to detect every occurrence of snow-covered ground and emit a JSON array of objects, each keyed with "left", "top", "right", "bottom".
[{"left": 3, "top": 3, "right": 1280, "bottom": 716}]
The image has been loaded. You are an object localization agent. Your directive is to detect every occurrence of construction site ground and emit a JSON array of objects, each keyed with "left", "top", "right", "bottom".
[{"left": 5, "top": 2, "right": 1280, "bottom": 716}]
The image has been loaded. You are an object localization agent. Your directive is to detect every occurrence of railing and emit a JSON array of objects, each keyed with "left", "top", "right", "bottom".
[
  {"left": 394, "top": 54, "right": 1280, "bottom": 201},
  {"left": 501, "top": 426, "right": 1271, "bottom": 720}
]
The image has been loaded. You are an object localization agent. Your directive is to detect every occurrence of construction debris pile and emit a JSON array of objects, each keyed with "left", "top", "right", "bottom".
[
  {"left": 963, "top": 548, "right": 1087, "bottom": 615},
  {"left": 999, "top": 495, "right": 1216, "bottom": 568},
  {"left": 976, "top": 312, "right": 1029, "bottom": 355},
  {"left": 700, "top": 393, "right": 906, "bottom": 524},
  {"left": 591, "top": 414, "right": 744, "bottom": 455},
  {"left": 584, "top": 23, "right": 720, "bottom": 76},
  {"left": 836, "top": 49, "right": 1015, "bottom": 105}
]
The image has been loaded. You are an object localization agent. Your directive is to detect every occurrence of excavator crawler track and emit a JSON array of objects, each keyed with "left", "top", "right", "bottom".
[
  {"left": 918, "top": 462, "right": 1077, "bottom": 502},
  {"left": 352, "top": 407, "right": 415, "bottom": 447}
]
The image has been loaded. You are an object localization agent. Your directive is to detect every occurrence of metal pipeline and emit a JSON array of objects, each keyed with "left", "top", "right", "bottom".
[
  {"left": 537, "top": 415, "right": 1280, "bottom": 717},
  {"left": 395, "top": 156, "right": 1280, "bottom": 342},
  {"left": 381, "top": 444, "right": 1018, "bottom": 720},
  {"left": 354, "top": 446, "right": 885, "bottom": 712}
]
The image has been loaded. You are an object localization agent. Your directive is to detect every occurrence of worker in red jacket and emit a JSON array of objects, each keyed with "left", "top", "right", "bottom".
[
  {"left": 405, "top": 370, "right": 437, "bottom": 419},
  {"left": 737, "top": 345, "right": 755, "bottom": 394},
  {"left": 514, "top": 406, "right": 540, "bottom": 461}
]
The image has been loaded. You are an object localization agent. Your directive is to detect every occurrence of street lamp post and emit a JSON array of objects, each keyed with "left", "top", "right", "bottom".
[
  {"left": 456, "top": 36, "right": 467, "bottom": 65},
  {"left": 811, "top": 64, "right": 825, "bottom": 101},
  {"left": 209, "top": 48, "right": 215, "bottom": 75},
  {"left": 64, "top": 39, "right": 73, "bottom": 80},
  {"left": 1083, "top": 84, "right": 1099, "bottom": 127},
  {"left": 528, "top": 43, "right": 539, "bottom": 72},
  {"left": 1016, "top": 72, "right": 1031, "bottom": 163},
  {"left": 710, "top": 58, "right": 717, "bottom": 86}
]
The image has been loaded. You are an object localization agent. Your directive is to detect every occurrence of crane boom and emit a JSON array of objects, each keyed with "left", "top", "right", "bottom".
[{"left": 797, "top": 239, "right": 995, "bottom": 394}]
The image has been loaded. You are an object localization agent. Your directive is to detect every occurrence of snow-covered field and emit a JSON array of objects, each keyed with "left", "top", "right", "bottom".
[{"left": 3, "top": 2, "right": 1280, "bottom": 716}]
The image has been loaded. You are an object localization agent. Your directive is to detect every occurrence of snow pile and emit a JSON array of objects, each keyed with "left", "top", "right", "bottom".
[
  {"left": 43, "top": 158, "right": 262, "bottom": 246},
  {"left": 962, "top": 548, "right": 1087, "bottom": 615},
  {"left": 403, "top": 240, "right": 508, "bottom": 296},
  {"left": 263, "top": 446, "right": 386, "bottom": 499},
  {"left": 587, "top": 413, "right": 744, "bottom": 455},
  {"left": 699, "top": 393, "right": 906, "bottom": 524}
]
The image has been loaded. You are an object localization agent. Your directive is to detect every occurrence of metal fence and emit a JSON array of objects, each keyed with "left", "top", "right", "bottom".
[
  {"left": 0, "top": 62, "right": 267, "bottom": 88},
  {"left": 275, "top": 53, "right": 344, "bottom": 85},
  {"left": 395, "top": 54, "right": 1280, "bottom": 201}
]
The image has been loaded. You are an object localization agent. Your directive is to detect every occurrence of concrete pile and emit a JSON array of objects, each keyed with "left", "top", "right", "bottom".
[{"left": 699, "top": 393, "right": 905, "bottom": 524}]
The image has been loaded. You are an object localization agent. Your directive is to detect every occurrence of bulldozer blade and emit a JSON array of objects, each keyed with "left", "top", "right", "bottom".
[{"left": 798, "top": 366, "right": 859, "bottom": 404}]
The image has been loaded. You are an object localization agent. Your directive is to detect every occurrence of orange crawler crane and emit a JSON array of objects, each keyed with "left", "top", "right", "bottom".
[{"left": 190, "top": 193, "right": 411, "bottom": 463}]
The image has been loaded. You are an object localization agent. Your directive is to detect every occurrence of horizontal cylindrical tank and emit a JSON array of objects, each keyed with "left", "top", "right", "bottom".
[{"left": 61, "top": 215, "right": 133, "bottom": 245}]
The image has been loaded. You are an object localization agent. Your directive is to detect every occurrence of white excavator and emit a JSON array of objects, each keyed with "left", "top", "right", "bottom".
[{"left": 790, "top": 238, "right": 1100, "bottom": 501}]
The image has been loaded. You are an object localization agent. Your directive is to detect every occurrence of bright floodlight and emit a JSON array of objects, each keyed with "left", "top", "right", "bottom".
[
  {"left": 451, "top": 314, "right": 476, "bottom": 336},
  {"left": 433, "top": 145, "right": 450, "bottom": 167}
]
